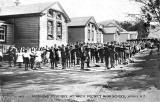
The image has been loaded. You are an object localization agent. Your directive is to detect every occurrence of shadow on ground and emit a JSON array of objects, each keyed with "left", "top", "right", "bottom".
[{"left": 92, "top": 50, "right": 160, "bottom": 91}]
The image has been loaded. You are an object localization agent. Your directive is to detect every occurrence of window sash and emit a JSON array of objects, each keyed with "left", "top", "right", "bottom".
[
  {"left": 0, "top": 26, "right": 5, "bottom": 41},
  {"left": 47, "top": 20, "right": 54, "bottom": 40},
  {"left": 92, "top": 30, "right": 94, "bottom": 41},
  {"left": 56, "top": 12, "right": 62, "bottom": 20},
  {"left": 56, "top": 22, "right": 62, "bottom": 40},
  {"left": 47, "top": 9, "right": 55, "bottom": 18},
  {"left": 88, "top": 30, "right": 90, "bottom": 41}
]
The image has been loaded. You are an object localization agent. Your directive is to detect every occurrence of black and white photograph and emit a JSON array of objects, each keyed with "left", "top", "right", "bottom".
[{"left": 0, "top": 0, "right": 160, "bottom": 102}]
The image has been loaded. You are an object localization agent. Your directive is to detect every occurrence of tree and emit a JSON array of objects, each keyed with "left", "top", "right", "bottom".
[
  {"left": 127, "top": 0, "right": 160, "bottom": 38},
  {"left": 119, "top": 21, "right": 137, "bottom": 31},
  {"left": 119, "top": 20, "right": 149, "bottom": 38},
  {"left": 130, "top": 0, "right": 160, "bottom": 25}
]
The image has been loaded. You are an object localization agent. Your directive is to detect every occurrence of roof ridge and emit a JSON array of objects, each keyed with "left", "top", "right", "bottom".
[
  {"left": 0, "top": 2, "right": 56, "bottom": 8},
  {"left": 71, "top": 16, "right": 93, "bottom": 19}
]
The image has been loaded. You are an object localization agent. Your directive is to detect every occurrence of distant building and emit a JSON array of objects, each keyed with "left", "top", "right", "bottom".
[
  {"left": 0, "top": 2, "right": 70, "bottom": 47},
  {"left": 103, "top": 26, "right": 120, "bottom": 43},
  {"left": 97, "top": 24, "right": 105, "bottom": 43},
  {"left": 101, "top": 20, "right": 125, "bottom": 43},
  {"left": 99, "top": 20, "right": 138, "bottom": 43},
  {"left": 119, "top": 32, "right": 130, "bottom": 43},
  {"left": 68, "top": 16, "right": 98, "bottom": 44},
  {"left": 129, "top": 31, "right": 138, "bottom": 40},
  {"left": 119, "top": 31, "right": 138, "bottom": 43}
]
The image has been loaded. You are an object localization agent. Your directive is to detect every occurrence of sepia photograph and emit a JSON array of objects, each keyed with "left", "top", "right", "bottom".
[{"left": 0, "top": 0, "right": 160, "bottom": 102}]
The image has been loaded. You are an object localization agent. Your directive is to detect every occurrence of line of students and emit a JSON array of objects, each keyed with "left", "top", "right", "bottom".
[{"left": 4, "top": 38, "right": 159, "bottom": 71}]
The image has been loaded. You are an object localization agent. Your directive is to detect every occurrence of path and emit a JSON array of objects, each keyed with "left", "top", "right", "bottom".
[{"left": 0, "top": 49, "right": 160, "bottom": 102}]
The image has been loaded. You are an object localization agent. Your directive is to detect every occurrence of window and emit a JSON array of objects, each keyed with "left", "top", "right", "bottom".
[
  {"left": 92, "top": 30, "right": 94, "bottom": 41},
  {"left": 88, "top": 23, "right": 90, "bottom": 27},
  {"left": 92, "top": 24, "right": 94, "bottom": 28},
  {"left": 88, "top": 30, "right": 90, "bottom": 41},
  {"left": 0, "top": 26, "right": 5, "bottom": 41},
  {"left": 47, "top": 9, "right": 54, "bottom": 17},
  {"left": 56, "top": 22, "right": 62, "bottom": 40},
  {"left": 97, "top": 33, "right": 99, "bottom": 42},
  {"left": 47, "top": 20, "right": 54, "bottom": 40},
  {"left": 56, "top": 12, "right": 62, "bottom": 20}
]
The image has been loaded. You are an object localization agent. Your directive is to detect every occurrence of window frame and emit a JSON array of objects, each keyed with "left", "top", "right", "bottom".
[
  {"left": 56, "top": 12, "right": 62, "bottom": 20},
  {"left": 88, "top": 23, "right": 90, "bottom": 28},
  {"left": 56, "top": 21, "right": 62, "bottom": 40},
  {"left": 92, "top": 24, "right": 94, "bottom": 28},
  {"left": 88, "top": 30, "right": 90, "bottom": 41},
  {"left": 47, "top": 19, "right": 54, "bottom": 40},
  {"left": 91, "top": 30, "right": 94, "bottom": 41},
  {"left": 0, "top": 26, "right": 6, "bottom": 42},
  {"left": 47, "top": 9, "right": 55, "bottom": 18}
]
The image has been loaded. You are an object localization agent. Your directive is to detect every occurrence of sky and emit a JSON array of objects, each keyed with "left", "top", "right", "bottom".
[{"left": 2, "top": 0, "right": 142, "bottom": 22}]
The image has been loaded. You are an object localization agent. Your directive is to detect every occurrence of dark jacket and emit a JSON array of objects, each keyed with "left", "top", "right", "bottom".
[
  {"left": 60, "top": 48, "right": 66, "bottom": 58},
  {"left": 79, "top": 46, "right": 86, "bottom": 61},
  {"left": 104, "top": 46, "right": 110, "bottom": 58},
  {"left": 49, "top": 49, "right": 55, "bottom": 59},
  {"left": 98, "top": 48, "right": 104, "bottom": 57},
  {"left": 54, "top": 48, "right": 59, "bottom": 61}
]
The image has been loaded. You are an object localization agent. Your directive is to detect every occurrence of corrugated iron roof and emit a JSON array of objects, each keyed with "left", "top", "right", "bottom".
[
  {"left": 99, "top": 19, "right": 116, "bottom": 26},
  {"left": 99, "top": 20, "right": 127, "bottom": 32},
  {"left": 68, "top": 16, "right": 92, "bottom": 26},
  {"left": 0, "top": 2, "right": 57, "bottom": 16},
  {"left": 128, "top": 31, "right": 138, "bottom": 35},
  {"left": 104, "top": 27, "right": 117, "bottom": 34}
]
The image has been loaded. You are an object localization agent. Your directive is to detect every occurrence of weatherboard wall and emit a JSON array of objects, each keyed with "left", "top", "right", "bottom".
[
  {"left": 6, "top": 24, "right": 14, "bottom": 45},
  {"left": 103, "top": 34, "right": 115, "bottom": 43},
  {"left": 68, "top": 26, "right": 85, "bottom": 44},
  {"left": 119, "top": 33, "right": 129, "bottom": 42},
  {"left": 14, "top": 16, "right": 39, "bottom": 47}
]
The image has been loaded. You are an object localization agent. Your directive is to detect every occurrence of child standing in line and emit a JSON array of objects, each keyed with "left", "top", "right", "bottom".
[
  {"left": 16, "top": 49, "right": 24, "bottom": 68},
  {"left": 30, "top": 47, "right": 36, "bottom": 70},
  {"left": 23, "top": 49, "right": 30, "bottom": 71},
  {"left": 35, "top": 48, "right": 42, "bottom": 68},
  {"left": 70, "top": 45, "right": 76, "bottom": 67}
]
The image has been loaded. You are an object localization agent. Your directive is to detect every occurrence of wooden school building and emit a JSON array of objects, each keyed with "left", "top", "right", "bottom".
[
  {"left": 0, "top": 2, "right": 71, "bottom": 48},
  {"left": 100, "top": 20, "right": 128, "bottom": 43},
  {"left": 68, "top": 16, "right": 99, "bottom": 44},
  {"left": 97, "top": 24, "right": 105, "bottom": 43}
]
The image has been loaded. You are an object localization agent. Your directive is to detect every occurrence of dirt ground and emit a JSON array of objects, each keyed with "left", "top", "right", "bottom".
[{"left": 0, "top": 48, "right": 160, "bottom": 102}]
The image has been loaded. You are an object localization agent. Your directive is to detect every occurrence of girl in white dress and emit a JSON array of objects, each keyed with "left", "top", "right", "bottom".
[
  {"left": 35, "top": 48, "right": 42, "bottom": 68},
  {"left": 16, "top": 49, "right": 24, "bottom": 68}
]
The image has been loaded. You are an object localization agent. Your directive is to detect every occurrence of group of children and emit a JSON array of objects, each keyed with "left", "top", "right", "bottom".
[{"left": 4, "top": 38, "right": 159, "bottom": 71}]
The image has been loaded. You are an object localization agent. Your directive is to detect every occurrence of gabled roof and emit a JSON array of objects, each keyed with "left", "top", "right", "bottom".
[
  {"left": 98, "top": 24, "right": 106, "bottom": 33},
  {"left": 128, "top": 31, "right": 138, "bottom": 35},
  {"left": 0, "top": 2, "right": 56, "bottom": 16},
  {"left": 106, "top": 22, "right": 127, "bottom": 32},
  {"left": 104, "top": 27, "right": 118, "bottom": 34},
  {"left": 99, "top": 20, "right": 127, "bottom": 32},
  {"left": 68, "top": 16, "right": 98, "bottom": 28},
  {"left": 0, "top": 2, "right": 70, "bottom": 22},
  {"left": 99, "top": 19, "right": 118, "bottom": 26},
  {"left": 68, "top": 16, "right": 91, "bottom": 26}
]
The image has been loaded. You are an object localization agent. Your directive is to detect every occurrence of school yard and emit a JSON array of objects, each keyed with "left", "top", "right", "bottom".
[{"left": 0, "top": 48, "right": 160, "bottom": 102}]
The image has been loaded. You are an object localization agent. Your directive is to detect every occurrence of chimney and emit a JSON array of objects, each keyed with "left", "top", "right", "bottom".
[{"left": 14, "top": 0, "right": 20, "bottom": 6}]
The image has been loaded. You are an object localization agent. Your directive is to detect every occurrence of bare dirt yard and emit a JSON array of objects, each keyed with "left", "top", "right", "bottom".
[{"left": 0, "top": 48, "right": 160, "bottom": 102}]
